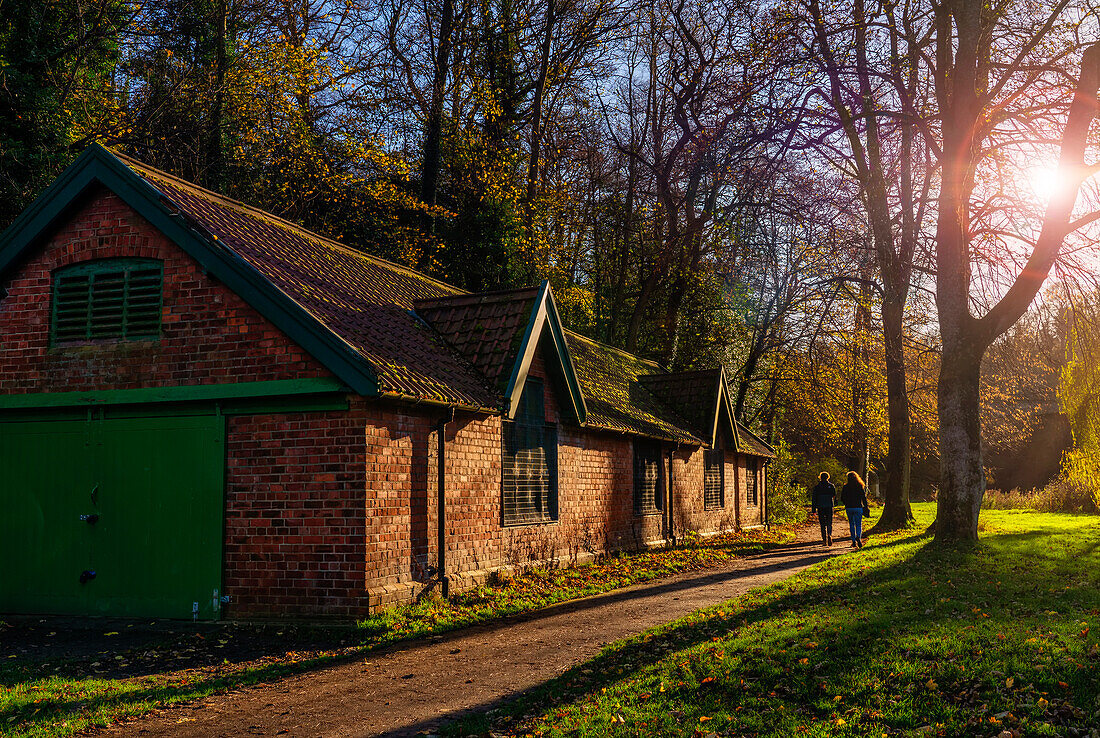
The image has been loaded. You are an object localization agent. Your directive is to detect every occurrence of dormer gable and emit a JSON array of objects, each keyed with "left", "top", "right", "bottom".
[{"left": 415, "top": 281, "right": 587, "bottom": 424}]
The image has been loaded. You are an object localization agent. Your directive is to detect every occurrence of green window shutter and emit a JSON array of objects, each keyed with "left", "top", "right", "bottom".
[
  {"left": 747, "top": 457, "right": 758, "bottom": 506},
  {"left": 51, "top": 259, "right": 163, "bottom": 345},
  {"left": 704, "top": 449, "right": 724, "bottom": 509},
  {"left": 633, "top": 440, "right": 662, "bottom": 515},
  {"left": 502, "top": 379, "right": 558, "bottom": 526}
]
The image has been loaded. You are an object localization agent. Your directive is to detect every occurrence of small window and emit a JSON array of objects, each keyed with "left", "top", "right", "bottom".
[
  {"left": 51, "top": 258, "right": 163, "bottom": 345},
  {"left": 704, "top": 449, "right": 724, "bottom": 509},
  {"left": 633, "top": 440, "right": 662, "bottom": 515},
  {"left": 747, "top": 457, "right": 759, "bottom": 506},
  {"left": 502, "top": 379, "right": 558, "bottom": 525}
]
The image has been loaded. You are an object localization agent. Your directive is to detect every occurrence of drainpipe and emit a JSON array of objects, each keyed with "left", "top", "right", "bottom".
[
  {"left": 665, "top": 445, "right": 677, "bottom": 548},
  {"left": 763, "top": 458, "right": 773, "bottom": 530},
  {"left": 437, "top": 408, "right": 455, "bottom": 599}
]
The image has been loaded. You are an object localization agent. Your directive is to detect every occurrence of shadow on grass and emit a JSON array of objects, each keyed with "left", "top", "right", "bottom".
[
  {"left": 0, "top": 532, "right": 824, "bottom": 733},
  {"left": 427, "top": 525, "right": 1100, "bottom": 737}
]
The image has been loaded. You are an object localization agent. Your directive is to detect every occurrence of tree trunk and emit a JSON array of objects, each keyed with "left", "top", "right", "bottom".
[
  {"left": 875, "top": 295, "right": 914, "bottom": 528},
  {"left": 204, "top": 0, "right": 229, "bottom": 192},
  {"left": 523, "top": 0, "right": 555, "bottom": 239},
  {"left": 935, "top": 342, "right": 984, "bottom": 541},
  {"left": 421, "top": 0, "right": 455, "bottom": 207}
]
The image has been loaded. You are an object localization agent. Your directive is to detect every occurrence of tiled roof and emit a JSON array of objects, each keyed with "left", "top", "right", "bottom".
[
  {"left": 638, "top": 369, "right": 726, "bottom": 443},
  {"left": 736, "top": 424, "right": 776, "bottom": 457},
  {"left": 121, "top": 156, "right": 498, "bottom": 410},
  {"left": 415, "top": 288, "right": 540, "bottom": 395},
  {"left": 100, "top": 150, "right": 762, "bottom": 446},
  {"left": 564, "top": 332, "right": 702, "bottom": 444}
]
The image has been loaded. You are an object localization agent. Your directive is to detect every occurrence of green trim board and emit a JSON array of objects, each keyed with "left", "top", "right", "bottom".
[
  {"left": 0, "top": 145, "right": 380, "bottom": 397},
  {"left": 503, "top": 281, "right": 588, "bottom": 425},
  {"left": 0, "top": 395, "right": 348, "bottom": 422},
  {"left": 714, "top": 368, "right": 741, "bottom": 453},
  {"left": 0, "top": 378, "right": 349, "bottom": 410}
]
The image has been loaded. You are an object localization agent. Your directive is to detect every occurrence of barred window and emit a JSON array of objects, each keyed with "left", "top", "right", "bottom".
[
  {"left": 747, "top": 457, "right": 759, "bottom": 506},
  {"left": 51, "top": 258, "right": 163, "bottom": 345},
  {"left": 704, "top": 449, "right": 724, "bottom": 509},
  {"left": 633, "top": 441, "right": 662, "bottom": 515},
  {"left": 502, "top": 379, "right": 557, "bottom": 525}
]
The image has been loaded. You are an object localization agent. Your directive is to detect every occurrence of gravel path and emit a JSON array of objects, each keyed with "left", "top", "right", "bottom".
[{"left": 107, "top": 530, "right": 844, "bottom": 738}]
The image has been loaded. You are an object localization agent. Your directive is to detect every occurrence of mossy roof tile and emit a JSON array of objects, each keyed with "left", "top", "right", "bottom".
[
  {"left": 414, "top": 288, "right": 540, "bottom": 395},
  {"left": 123, "top": 157, "right": 498, "bottom": 409},
  {"left": 100, "top": 151, "right": 751, "bottom": 444}
]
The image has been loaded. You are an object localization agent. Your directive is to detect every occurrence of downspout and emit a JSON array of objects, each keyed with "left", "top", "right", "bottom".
[
  {"left": 763, "top": 458, "right": 773, "bottom": 530},
  {"left": 666, "top": 443, "right": 680, "bottom": 548},
  {"left": 437, "top": 408, "right": 455, "bottom": 598}
]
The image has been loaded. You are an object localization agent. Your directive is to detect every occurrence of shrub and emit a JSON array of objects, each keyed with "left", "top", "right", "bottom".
[
  {"left": 982, "top": 477, "right": 1097, "bottom": 514},
  {"left": 767, "top": 438, "right": 809, "bottom": 525}
]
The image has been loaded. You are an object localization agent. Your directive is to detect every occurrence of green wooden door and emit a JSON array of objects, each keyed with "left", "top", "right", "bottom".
[{"left": 0, "top": 414, "right": 225, "bottom": 619}]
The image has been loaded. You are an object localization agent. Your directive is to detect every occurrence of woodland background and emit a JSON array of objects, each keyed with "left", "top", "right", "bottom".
[{"left": 3, "top": 0, "right": 1099, "bottom": 511}]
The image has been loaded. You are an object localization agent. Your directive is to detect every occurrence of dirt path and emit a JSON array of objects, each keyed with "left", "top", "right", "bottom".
[{"left": 107, "top": 531, "right": 845, "bottom": 738}]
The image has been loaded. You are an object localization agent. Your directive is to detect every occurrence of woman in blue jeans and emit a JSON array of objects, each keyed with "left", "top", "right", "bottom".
[{"left": 840, "top": 471, "right": 870, "bottom": 548}]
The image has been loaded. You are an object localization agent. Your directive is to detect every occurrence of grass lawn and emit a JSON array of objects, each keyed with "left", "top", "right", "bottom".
[
  {"left": 0, "top": 526, "right": 792, "bottom": 738},
  {"left": 452, "top": 504, "right": 1100, "bottom": 737}
]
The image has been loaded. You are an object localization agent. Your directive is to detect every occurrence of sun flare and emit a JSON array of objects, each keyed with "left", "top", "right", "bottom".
[{"left": 1025, "top": 164, "right": 1065, "bottom": 204}]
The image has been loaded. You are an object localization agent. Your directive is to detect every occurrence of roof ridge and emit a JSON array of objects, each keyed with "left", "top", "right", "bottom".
[
  {"left": 415, "top": 285, "right": 541, "bottom": 307},
  {"left": 563, "top": 329, "right": 666, "bottom": 372},
  {"left": 672, "top": 367, "right": 723, "bottom": 377},
  {"left": 737, "top": 422, "right": 773, "bottom": 447},
  {"left": 113, "top": 149, "right": 465, "bottom": 296},
  {"left": 639, "top": 367, "right": 722, "bottom": 380}
]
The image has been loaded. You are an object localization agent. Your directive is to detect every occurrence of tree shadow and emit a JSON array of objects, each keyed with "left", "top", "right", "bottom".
[
  {"left": 0, "top": 536, "right": 839, "bottom": 731},
  {"left": 425, "top": 529, "right": 1100, "bottom": 737}
]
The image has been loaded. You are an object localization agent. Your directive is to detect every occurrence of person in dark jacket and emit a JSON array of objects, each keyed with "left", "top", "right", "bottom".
[
  {"left": 810, "top": 472, "right": 837, "bottom": 545},
  {"left": 841, "top": 471, "right": 870, "bottom": 548}
]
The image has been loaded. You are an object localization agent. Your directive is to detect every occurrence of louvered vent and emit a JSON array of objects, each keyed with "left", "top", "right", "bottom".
[
  {"left": 633, "top": 441, "right": 662, "bottom": 515},
  {"left": 746, "top": 457, "right": 759, "bottom": 506},
  {"left": 52, "top": 259, "right": 163, "bottom": 344},
  {"left": 502, "top": 379, "right": 558, "bottom": 525},
  {"left": 704, "top": 449, "right": 724, "bottom": 509}
]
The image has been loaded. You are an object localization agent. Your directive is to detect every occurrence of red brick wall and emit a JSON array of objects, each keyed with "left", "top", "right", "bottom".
[
  {"left": 0, "top": 186, "right": 331, "bottom": 393},
  {"left": 0, "top": 188, "right": 375, "bottom": 619},
  {"left": 734, "top": 455, "right": 767, "bottom": 527},
  {"left": 383, "top": 346, "right": 764, "bottom": 606},
  {"left": 0, "top": 187, "right": 769, "bottom": 617},
  {"left": 225, "top": 405, "right": 372, "bottom": 618}
]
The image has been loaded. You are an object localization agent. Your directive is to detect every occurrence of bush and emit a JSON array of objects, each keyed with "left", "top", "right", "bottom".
[
  {"left": 982, "top": 477, "right": 1098, "bottom": 514},
  {"left": 768, "top": 438, "right": 809, "bottom": 525}
]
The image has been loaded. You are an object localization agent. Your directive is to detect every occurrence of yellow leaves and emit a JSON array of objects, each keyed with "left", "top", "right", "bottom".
[{"left": 1005, "top": 676, "right": 1014, "bottom": 688}]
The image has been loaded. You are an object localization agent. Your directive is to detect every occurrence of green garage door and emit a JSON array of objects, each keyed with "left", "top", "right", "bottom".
[{"left": 0, "top": 414, "right": 225, "bottom": 619}]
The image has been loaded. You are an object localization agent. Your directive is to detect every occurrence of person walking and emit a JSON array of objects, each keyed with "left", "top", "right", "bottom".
[
  {"left": 810, "top": 472, "right": 837, "bottom": 546},
  {"left": 840, "top": 471, "right": 870, "bottom": 549}
]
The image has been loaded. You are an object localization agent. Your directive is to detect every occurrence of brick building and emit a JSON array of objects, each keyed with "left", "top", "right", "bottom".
[{"left": 0, "top": 145, "right": 773, "bottom": 620}]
